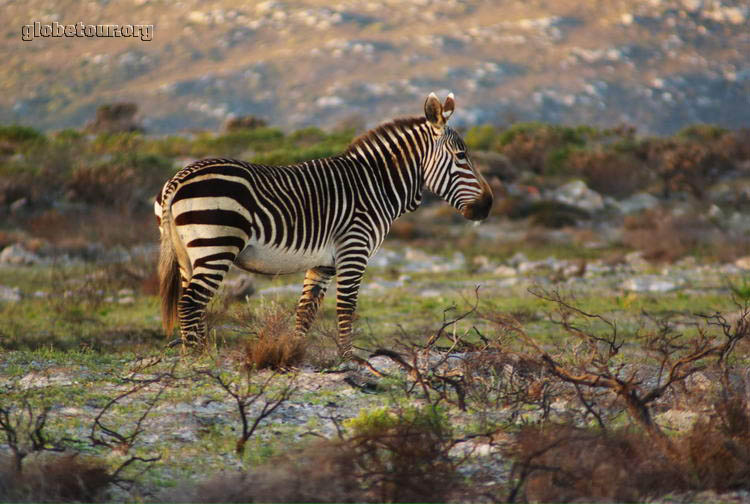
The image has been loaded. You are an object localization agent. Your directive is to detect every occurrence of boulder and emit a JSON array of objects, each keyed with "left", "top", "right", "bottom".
[
  {"left": 622, "top": 275, "right": 683, "bottom": 293},
  {"left": 0, "top": 243, "right": 40, "bottom": 265},
  {"left": 614, "top": 192, "right": 659, "bottom": 214},
  {"left": 551, "top": 180, "right": 604, "bottom": 212},
  {"left": 0, "top": 285, "right": 21, "bottom": 302}
]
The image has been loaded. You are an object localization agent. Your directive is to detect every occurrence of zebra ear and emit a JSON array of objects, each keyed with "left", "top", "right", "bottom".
[
  {"left": 424, "top": 92, "right": 445, "bottom": 128},
  {"left": 442, "top": 92, "right": 455, "bottom": 121}
]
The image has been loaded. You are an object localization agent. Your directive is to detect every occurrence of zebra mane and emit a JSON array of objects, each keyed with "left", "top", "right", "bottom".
[{"left": 345, "top": 116, "right": 427, "bottom": 155}]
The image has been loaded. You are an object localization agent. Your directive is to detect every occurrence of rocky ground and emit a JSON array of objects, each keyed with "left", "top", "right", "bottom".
[{"left": 2, "top": 0, "right": 749, "bottom": 133}]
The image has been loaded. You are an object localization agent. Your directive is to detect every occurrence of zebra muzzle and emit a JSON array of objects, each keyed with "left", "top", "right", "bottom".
[{"left": 461, "top": 190, "right": 493, "bottom": 221}]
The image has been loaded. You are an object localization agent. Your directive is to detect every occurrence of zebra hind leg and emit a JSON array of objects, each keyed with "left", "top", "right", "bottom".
[
  {"left": 177, "top": 268, "right": 229, "bottom": 347},
  {"left": 294, "top": 266, "right": 335, "bottom": 338}
]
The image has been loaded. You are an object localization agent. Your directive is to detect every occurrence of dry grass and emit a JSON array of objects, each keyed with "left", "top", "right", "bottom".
[
  {"left": 0, "top": 454, "right": 111, "bottom": 503},
  {"left": 167, "top": 406, "right": 462, "bottom": 503},
  {"left": 622, "top": 208, "right": 727, "bottom": 262},
  {"left": 512, "top": 394, "right": 750, "bottom": 502},
  {"left": 239, "top": 303, "right": 307, "bottom": 371}
]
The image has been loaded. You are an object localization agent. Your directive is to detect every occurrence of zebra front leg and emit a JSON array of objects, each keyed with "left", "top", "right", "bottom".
[
  {"left": 295, "top": 266, "right": 335, "bottom": 338},
  {"left": 335, "top": 259, "right": 366, "bottom": 359}
]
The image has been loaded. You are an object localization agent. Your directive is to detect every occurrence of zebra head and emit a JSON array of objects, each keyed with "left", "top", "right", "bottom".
[{"left": 422, "top": 92, "right": 493, "bottom": 221}]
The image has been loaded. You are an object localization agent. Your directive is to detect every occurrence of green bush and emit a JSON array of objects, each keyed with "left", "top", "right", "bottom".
[
  {"left": 0, "top": 125, "right": 46, "bottom": 145},
  {"left": 192, "top": 128, "right": 285, "bottom": 157},
  {"left": 678, "top": 124, "right": 728, "bottom": 142},
  {"left": 465, "top": 124, "right": 500, "bottom": 151},
  {"left": 89, "top": 131, "right": 144, "bottom": 154}
]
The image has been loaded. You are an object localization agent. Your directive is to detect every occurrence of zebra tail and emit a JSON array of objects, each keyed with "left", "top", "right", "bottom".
[{"left": 158, "top": 203, "right": 181, "bottom": 336}]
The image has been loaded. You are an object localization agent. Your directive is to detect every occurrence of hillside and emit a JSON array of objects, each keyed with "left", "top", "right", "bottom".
[{"left": 1, "top": 0, "right": 749, "bottom": 133}]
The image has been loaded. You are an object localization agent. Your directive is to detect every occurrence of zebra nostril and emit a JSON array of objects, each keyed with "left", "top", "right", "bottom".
[{"left": 461, "top": 191, "right": 493, "bottom": 221}]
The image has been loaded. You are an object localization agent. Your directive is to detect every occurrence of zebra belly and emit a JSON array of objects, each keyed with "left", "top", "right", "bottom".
[{"left": 234, "top": 243, "right": 335, "bottom": 275}]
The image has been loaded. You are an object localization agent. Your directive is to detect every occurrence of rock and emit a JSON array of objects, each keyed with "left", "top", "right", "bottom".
[
  {"left": 622, "top": 276, "right": 683, "bottom": 293},
  {"left": 0, "top": 243, "right": 40, "bottom": 265},
  {"left": 492, "top": 265, "right": 517, "bottom": 277},
  {"left": 551, "top": 180, "right": 604, "bottom": 212},
  {"left": 624, "top": 251, "right": 649, "bottom": 271},
  {"left": 507, "top": 252, "right": 529, "bottom": 267},
  {"left": 614, "top": 192, "right": 659, "bottom": 214},
  {"left": 85, "top": 103, "right": 143, "bottom": 134},
  {"left": 223, "top": 276, "right": 256, "bottom": 299},
  {"left": 656, "top": 409, "right": 698, "bottom": 431},
  {"left": 419, "top": 289, "right": 442, "bottom": 297},
  {"left": 223, "top": 115, "right": 268, "bottom": 132},
  {"left": 470, "top": 151, "right": 516, "bottom": 181},
  {"left": 9, "top": 197, "right": 27, "bottom": 214},
  {"left": 735, "top": 256, "right": 750, "bottom": 270},
  {"left": 0, "top": 285, "right": 21, "bottom": 302},
  {"left": 118, "top": 296, "right": 135, "bottom": 305},
  {"left": 18, "top": 371, "right": 74, "bottom": 389}
]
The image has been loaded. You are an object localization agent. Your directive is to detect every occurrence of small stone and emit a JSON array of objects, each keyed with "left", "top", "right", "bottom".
[
  {"left": 507, "top": 252, "right": 529, "bottom": 267},
  {"left": 493, "top": 265, "right": 517, "bottom": 277},
  {"left": 0, "top": 243, "right": 40, "bottom": 265},
  {"left": 9, "top": 197, "right": 27, "bottom": 214},
  {"left": 419, "top": 289, "right": 442, "bottom": 297},
  {"left": 656, "top": 409, "right": 698, "bottom": 431},
  {"left": 118, "top": 288, "right": 135, "bottom": 296},
  {"left": 735, "top": 256, "right": 750, "bottom": 270},
  {"left": 622, "top": 276, "right": 682, "bottom": 293},
  {"left": 552, "top": 180, "right": 604, "bottom": 212},
  {"left": 118, "top": 296, "right": 135, "bottom": 305},
  {"left": 615, "top": 192, "right": 659, "bottom": 214},
  {"left": 223, "top": 276, "right": 256, "bottom": 299},
  {"left": 0, "top": 285, "right": 21, "bottom": 302}
]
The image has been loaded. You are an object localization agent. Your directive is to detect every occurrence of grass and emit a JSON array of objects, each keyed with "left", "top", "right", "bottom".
[{"left": 0, "top": 256, "right": 747, "bottom": 500}]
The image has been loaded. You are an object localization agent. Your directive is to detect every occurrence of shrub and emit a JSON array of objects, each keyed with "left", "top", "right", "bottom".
[
  {"left": 86, "top": 102, "right": 142, "bottom": 134},
  {"left": 565, "top": 148, "right": 651, "bottom": 197},
  {"left": 497, "top": 123, "right": 596, "bottom": 175},
  {"left": 174, "top": 406, "right": 460, "bottom": 503},
  {"left": 67, "top": 152, "right": 172, "bottom": 205},
  {"left": 0, "top": 125, "right": 46, "bottom": 146},
  {"left": 223, "top": 115, "right": 268, "bottom": 132},
  {"left": 191, "top": 128, "right": 285, "bottom": 158},
  {"left": 240, "top": 303, "right": 306, "bottom": 371},
  {"left": 343, "top": 406, "right": 457, "bottom": 502},
  {"left": 252, "top": 145, "right": 342, "bottom": 165},
  {"left": 622, "top": 208, "right": 716, "bottom": 262},
  {"left": 645, "top": 138, "right": 734, "bottom": 199},
  {"left": 465, "top": 124, "right": 501, "bottom": 151},
  {"left": 512, "top": 395, "right": 750, "bottom": 502},
  {"left": 0, "top": 454, "right": 111, "bottom": 503},
  {"left": 678, "top": 123, "right": 729, "bottom": 142}
]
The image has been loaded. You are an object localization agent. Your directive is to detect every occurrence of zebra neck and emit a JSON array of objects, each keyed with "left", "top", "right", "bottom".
[{"left": 342, "top": 133, "right": 426, "bottom": 220}]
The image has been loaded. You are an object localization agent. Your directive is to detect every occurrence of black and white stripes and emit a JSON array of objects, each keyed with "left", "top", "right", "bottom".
[{"left": 156, "top": 92, "right": 493, "bottom": 358}]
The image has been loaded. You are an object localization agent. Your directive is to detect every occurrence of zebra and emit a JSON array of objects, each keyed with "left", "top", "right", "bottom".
[{"left": 155, "top": 92, "right": 493, "bottom": 359}]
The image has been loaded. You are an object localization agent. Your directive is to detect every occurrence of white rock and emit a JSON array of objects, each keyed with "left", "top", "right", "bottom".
[
  {"left": 622, "top": 276, "right": 683, "bottom": 293},
  {"left": 419, "top": 289, "right": 442, "bottom": 297},
  {"left": 656, "top": 409, "right": 698, "bottom": 431},
  {"left": 0, "top": 285, "right": 21, "bottom": 302},
  {"left": 493, "top": 265, "right": 517, "bottom": 277},
  {"left": 552, "top": 180, "right": 604, "bottom": 212},
  {"left": 615, "top": 192, "right": 659, "bottom": 214},
  {"left": 118, "top": 296, "right": 135, "bottom": 305},
  {"left": 507, "top": 252, "right": 529, "bottom": 267},
  {"left": 0, "top": 243, "right": 40, "bottom": 265}
]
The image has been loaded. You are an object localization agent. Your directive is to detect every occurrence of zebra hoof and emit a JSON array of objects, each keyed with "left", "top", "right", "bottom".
[{"left": 166, "top": 338, "right": 183, "bottom": 349}]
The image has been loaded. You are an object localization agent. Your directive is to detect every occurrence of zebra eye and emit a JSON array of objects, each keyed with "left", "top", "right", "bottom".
[{"left": 455, "top": 151, "right": 467, "bottom": 160}]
